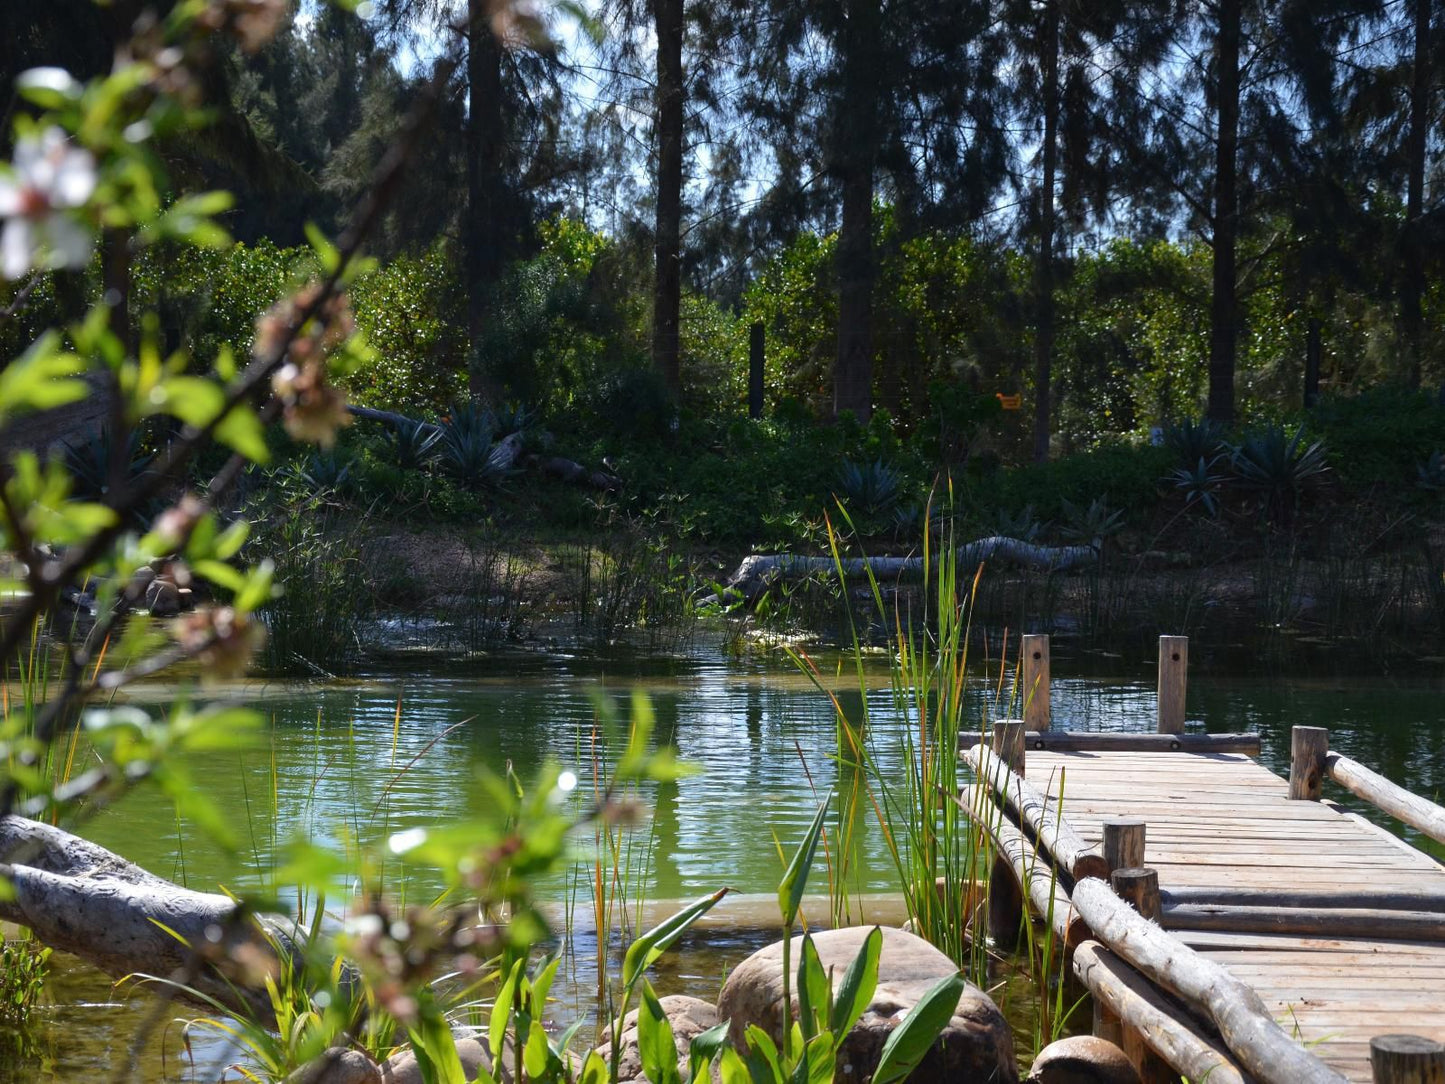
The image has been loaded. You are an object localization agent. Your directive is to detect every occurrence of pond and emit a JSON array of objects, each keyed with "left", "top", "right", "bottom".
[{"left": 12, "top": 644, "right": 1445, "bottom": 1081}]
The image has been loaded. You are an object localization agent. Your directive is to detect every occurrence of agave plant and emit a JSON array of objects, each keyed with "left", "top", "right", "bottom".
[
  {"left": 299, "top": 452, "right": 352, "bottom": 493},
  {"left": 1162, "top": 417, "right": 1227, "bottom": 471},
  {"left": 386, "top": 419, "right": 443, "bottom": 471},
  {"left": 1168, "top": 456, "right": 1228, "bottom": 516},
  {"left": 987, "top": 503, "right": 1044, "bottom": 543},
  {"left": 1059, "top": 496, "right": 1124, "bottom": 550},
  {"left": 64, "top": 426, "right": 154, "bottom": 500},
  {"left": 836, "top": 458, "right": 903, "bottom": 520},
  {"left": 491, "top": 400, "right": 536, "bottom": 438},
  {"left": 439, "top": 401, "right": 510, "bottom": 488},
  {"left": 1229, "top": 425, "right": 1328, "bottom": 524}
]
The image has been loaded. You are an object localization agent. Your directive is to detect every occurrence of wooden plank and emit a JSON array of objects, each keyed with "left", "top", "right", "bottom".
[
  {"left": 1164, "top": 903, "right": 1445, "bottom": 941},
  {"left": 959, "top": 731, "right": 1262, "bottom": 755},
  {"left": 1161, "top": 888, "right": 1445, "bottom": 913}
]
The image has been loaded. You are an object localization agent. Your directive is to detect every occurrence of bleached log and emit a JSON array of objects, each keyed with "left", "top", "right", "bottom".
[
  {"left": 1327, "top": 752, "right": 1445, "bottom": 847},
  {"left": 0, "top": 816, "right": 304, "bottom": 1019},
  {"left": 715, "top": 537, "right": 1097, "bottom": 603}
]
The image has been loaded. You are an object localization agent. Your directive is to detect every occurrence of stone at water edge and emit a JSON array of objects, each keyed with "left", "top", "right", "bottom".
[
  {"left": 284, "top": 1048, "right": 382, "bottom": 1084},
  {"left": 380, "top": 1037, "right": 491, "bottom": 1084},
  {"left": 1026, "top": 1036, "right": 1140, "bottom": 1084},
  {"left": 145, "top": 577, "right": 180, "bottom": 616},
  {"left": 716, "top": 925, "right": 1018, "bottom": 1084},
  {"left": 592, "top": 994, "right": 720, "bottom": 1083}
]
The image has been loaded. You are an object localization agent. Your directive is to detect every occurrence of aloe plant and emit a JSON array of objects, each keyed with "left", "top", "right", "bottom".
[
  {"left": 386, "top": 418, "right": 443, "bottom": 471},
  {"left": 1229, "top": 425, "right": 1329, "bottom": 524}
]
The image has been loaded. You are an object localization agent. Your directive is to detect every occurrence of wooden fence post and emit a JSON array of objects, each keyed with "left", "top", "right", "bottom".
[
  {"left": 1370, "top": 1034, "right": 1445, "bottom": 1083},
  {"left": 987, "top": 853, "right": 1023, "bottom": 953},
  {"left": 1157, "top": 635, "right": 1188, "bottom": 734},
  {"left": 1104, "top": 819, "right": 1146, "bottom": 875},
  {"left": 1112, "top": 867, "right": 1162, "bottom": 923},
  {"left": 1290, "top": 726, "right": 1330, "bottom": 801},
  {"left": 1021, "top": 634, "right": 1050, "bottom": 731},
  {"left": 992, "top": 720, "right": 1026, "bottom": 777}
]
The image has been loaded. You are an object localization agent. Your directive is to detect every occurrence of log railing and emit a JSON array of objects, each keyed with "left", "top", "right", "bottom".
[{"left": 1290, "top": 724, "right": 1445, "bottom": 848}]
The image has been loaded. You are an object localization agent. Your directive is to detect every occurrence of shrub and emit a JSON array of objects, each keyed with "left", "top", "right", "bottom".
[{"left": 1309, "top": 385, "right": 1445, "bottom": 489}]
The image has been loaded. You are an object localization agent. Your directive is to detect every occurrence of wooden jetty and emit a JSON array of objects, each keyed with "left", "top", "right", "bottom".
[{"left": 959, "top": 635, "right": 1445, "bottom": 1084}]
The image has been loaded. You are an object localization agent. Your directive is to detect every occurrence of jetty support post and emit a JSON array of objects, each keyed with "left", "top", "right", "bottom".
[
  {"left": 1290, "top": 726, "right": 1330, "bottom": 801},
  {"left": 1021, "top": 634, "right": 1050, "bottom": 731},
  {"left": 1370, "top": 1034, "right": 1445, "bottom": 1083},
  {"left": 1107, "top": 863, "right": 1175, "bottom": 1082},
  {"left": 1104, "top": 818, "right": 1147, "bottom": 875},
  {"left": 1157, "top": 635, "right": 1188, "bottom": 734},
  {"left": 983, "top": 719, "right": 1026, "bottom": 952}
]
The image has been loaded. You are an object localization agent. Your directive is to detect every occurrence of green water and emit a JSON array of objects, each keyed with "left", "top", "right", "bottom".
[{"left": 12, "top": 648, "right": 1445, "bottom": 1080}]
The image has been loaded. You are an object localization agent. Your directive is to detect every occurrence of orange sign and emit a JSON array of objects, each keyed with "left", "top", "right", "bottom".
[{"left": 996, "top": 393, "right": 1022, "bottom": 410}]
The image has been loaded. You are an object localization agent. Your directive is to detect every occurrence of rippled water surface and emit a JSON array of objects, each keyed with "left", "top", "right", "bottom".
[{"left": 10, "top": 647, "right": 1445, "bottom": 1080}]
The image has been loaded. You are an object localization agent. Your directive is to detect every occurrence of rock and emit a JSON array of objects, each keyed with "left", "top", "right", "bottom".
[
  {"left": 145, "top": 577, "right": 180, "bottom": 616},
  {"left": 285, "top": 1048, "right": 383, "bottom": 1084},
  {"left": 1027, "top": 1036, "right": 1139, "bottom": 1084},
  {"left": 716, "top": 925, "right": 1017, "bottom": 1084},
  {"left": 381, "top": 1037, "right": 491, "bottom": 1084},
  {"left": 129, "top": 566, "right": 157, "bottom": 596},
  {"left": 593, "top": 994, "right": 719, "bottom": 1083}
]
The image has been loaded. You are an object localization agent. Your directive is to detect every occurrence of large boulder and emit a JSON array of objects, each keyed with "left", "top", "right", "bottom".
[
  {"left": 285, "top": 1049, "right": 382, "bottom": 1084},
  {"left": 593, "top": 994, "right": 720, "bottom": 1083},
  {"left": 716, "top": 925, "right": 1017, "bottom": 1084},
  {"left": 1027, "top": 1036, "right": 1139, "bottom": 1084},
  {"left": 379, "top": 1037, "right": 491, "bottom": 1084}
]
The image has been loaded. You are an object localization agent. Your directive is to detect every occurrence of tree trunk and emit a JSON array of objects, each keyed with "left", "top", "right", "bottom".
[
  {"left": 652, "top": 0, "right": 685, "bottom": 398},
  {"left": 1403, "top": 0, "right": 1431, "bottom": 389},
  {"left": 1207, "top": 0, "right": 1240, "bottom": 425},
  {"left": 832, "top": 0, "right": 881, "bottom": 424},
  {"left": 466, "top": 0, "right": 507, "bottom": 397},
  {"left": 1032, "top": 0, "right": 1060, "bottom": 463}
]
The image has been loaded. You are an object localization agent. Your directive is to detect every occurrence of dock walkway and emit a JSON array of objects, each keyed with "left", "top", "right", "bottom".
[
  {"left": 962, "top": 634, "right": 1445, "bottom": 1083},
  {"left": 1029, "top": 747, "right": 1445, "bottom": 1081}
]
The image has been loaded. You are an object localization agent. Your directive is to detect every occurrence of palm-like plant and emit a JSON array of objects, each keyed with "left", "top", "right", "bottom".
[
  {"left": 1168, "top": 456, "right": 1228, "bottom": 516},
  {"left": 386, "top": 419, "right": 442, "bottom": 471},
  {"left": 439, "top": 401, "right": 509, "bottom": 488},
  {"left": 1230, "top": 426, "right": 1329, "bottom": 525},
  {"left": 1162, "top": 417, "right": 1228, "bottom": 471},
  {"left": 836, "top": 458, "right": 903, "bottom": 521}
]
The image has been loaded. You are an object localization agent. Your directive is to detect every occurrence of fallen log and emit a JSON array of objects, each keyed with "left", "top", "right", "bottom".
[
  {"left": 714, "top": 537, "right": 1096, "bottom": 604},
  {"left": 1070, "top": 876, "right": 1349, "bottom": 1084},
  {"left": 0, "top": 816, "right": 304, "bottom": 1020}
]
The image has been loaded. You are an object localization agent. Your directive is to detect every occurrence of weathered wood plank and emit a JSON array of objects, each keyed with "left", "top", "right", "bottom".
[
  {"left": 1163, "top": 903, "right": 1445, "bottom": 941},
  {"left": 958, "top": 731, "right": 1262, "bottom": 755}
]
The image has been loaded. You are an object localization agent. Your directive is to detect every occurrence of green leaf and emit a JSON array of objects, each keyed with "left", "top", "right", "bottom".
[
  {"left": 742, "top": 1026, "right": 784, "bottom": 1084},
  {"left": 489, "top": 959, "right": 523, "bottom": 1062},
  {"left": 0, "top": 333, "right": 86, "bottom": 421},
  {"left": 192, "top": 559, "right": 245, "bottom": 593},
  {"left": 522, "top": 1015, "right": 552, "bottom": 1081},
  {"left": 305, "top": 222, "right": 341, "bottom": 275},
  {"left": 528, "top": 955, "right": 561, "bottom": 1019},
  {"left": 409, "top": 1004, "right": 467, "bottom": 1084},
  {"left": 148, "top": 376, "right": 225, "bottom": 427},
  {"left": 869, "top": 974, "right": 965, "bottom": 1084},
  {"left": 829, "top": 926, "right": 881, "bottom": 1037},
  {"left": 214, "top": 519, "right": 249, "bottom": 560},
  {"left": 638, "top": 982, "right": 681, "bottom": 1084},
  {"left": 686, "top": 1020, "right": 731, "bottom": 1084},
  {"left": 215, "top": 406, "right": 269, "bottom": 463},
  {"left": 799, "top": 1034, "right": 835, "bottom": 1084},
  {"left": 717, "top": 1047, "right": 752, "bottom": 1084},
  {"left": 579, "top": 1050, "right": 610, "bottom": 1084},
  {"left": 796, "top": 934, "right": 829, "bottom": 1042},
  {"left": 779, "top": 791, "right": 831, "bottom": 928},
  {"left": 621, "top": 888, "right": 728, "bottom": 991}
]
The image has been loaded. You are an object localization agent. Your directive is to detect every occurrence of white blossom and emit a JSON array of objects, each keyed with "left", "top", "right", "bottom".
[{"left": 0, "top": 127, "right": 97, "bottom": 279}]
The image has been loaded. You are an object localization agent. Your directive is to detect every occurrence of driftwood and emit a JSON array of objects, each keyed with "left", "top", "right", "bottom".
[
  {"left": 1326, "top": 751, "right": 1445, "bottom": 847},
  {"left": 0, "top": 816, "right": 303, "bottom": 1019},
  {"left": 714, "top": 537, "right": 1096, "bottom": 603},
  {"left": 345, "top": 405, "right": 621, "bottom": 491},
  {"left": 962, "top": 745, "right": 1108, "bottom": 882},
  {"left": 954, "top": 786, "right": 1089, "bottom": 948},
  {"left": 959, "top": 730, "right": 1262, "bottom": 756},
  {"left": 1070, "top": 876, "right": 1349, "bottom": 1084},
  {"left": 1072, "top": 940, "right": 1246, "bottom": 1084}
]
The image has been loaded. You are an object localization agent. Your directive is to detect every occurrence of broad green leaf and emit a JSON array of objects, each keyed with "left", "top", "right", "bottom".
[
  {"left": 528, "top": 955, "right": 561, "bottom": 1019},
  {"left": 829, "top": 926, "right": 881, "bottom": 1037},
  {"left": 149, "top": 376, "right": 224, "bottom": 427},
  {"left": 192, "top": 559, "right": 245, "bottom": 593},
  {"left": 621, "top": 888, "right": 728, "bottom": 990},
  {"left": 409, "top": 1004, "right": 467, "bottom": 1084},
  {"left": 796, "top": 933, "right": 829, "bottom": 1041},
  {"left": 0, "top": 333, "right": 86, "bottom": 419},
  {"left": 743, "top": 1025, "right": 783, "bottom": 1084},
  {"left": 489, "top": 959, "right": 523, "bottom": 1062},
  {"left": 215, "top": 406, "right": 269, "bottom": 463},
  {"left": 578, "top": 1050, "right": 610, "bottom": 1084},
  {"left": 800, "top": 1034, "right": 835, "bottom": 1084},
  {"left": 305, "top": 222, "right": 341, "bottom": 274},
  {"left": 638, "top": 982, "right": 681, "bottom": 1084},
  {"left": 686, "top": 1020, "right": 731, "bottom": 1084},
  {"left": 522, "top": 1015, "right": 552, "bottom": 1081},
  {"left": 717, "top": 1047, "right": 752, "bottom": 1084},
  {"left": 778, "top": 791, "right": 831, "bottom": 927},
  {"left": 154, "top": 763, "right": 237, "bottom": 852},
  {"left": 214, "top": 519, "right": 249, "bottom": 560},
  {"left": 870, "top": 974, "right": 965, "bottom": 1084}
]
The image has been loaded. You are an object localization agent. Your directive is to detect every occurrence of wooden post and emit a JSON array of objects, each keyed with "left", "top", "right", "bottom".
[
  {"left": 991, "top": 720, "right": 1025, "bottom": 777},
  {"left": 1112, "top": 867, "right": 1162, "bottom": 922},
  {"left": 987, "top": 854, "right": 1023, "bottom": 952},
  {"left": 1370, "top": 1035, "right": 1445, "bottom": 1083},
  {"left": 1021, "top": 634, "right": 1050, "bottom": 731},
  {"left": 748, "top": 321, "right": 765, "bottom": 420},
  {"left": 1103, "top": 819, "right": 1146, "bottom": 875},
  {"left": 1124, "top": 1029, "right": 1184, "bottom": 1084},
  {"left": 1157, "top": 635, "right": 1188, "bottom": 734},
  {"left": 1290, "top": 726, "right": 1330, "bottom": 801},
  {"left": 1093, "top": 998, "right": 1124, "bottom": 1045}
]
